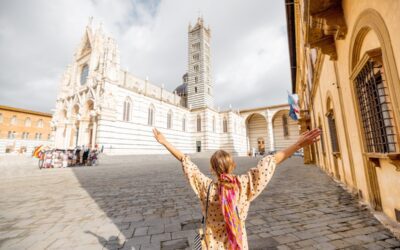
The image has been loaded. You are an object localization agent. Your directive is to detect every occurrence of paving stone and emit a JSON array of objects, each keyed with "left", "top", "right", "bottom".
[
  {"left": 150, "top": 233, "right": 171, "bottom": 243},
  {"left": 1, "top": 156, "right": 400, "bottom": 250}
]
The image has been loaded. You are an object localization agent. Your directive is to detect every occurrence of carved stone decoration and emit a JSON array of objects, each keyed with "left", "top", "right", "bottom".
[
  {"left": 305, "top": 0, "right": 347, "bottom": 60},
  {"left": 388, "top": 154, "right": 400, "bottom": 172}
]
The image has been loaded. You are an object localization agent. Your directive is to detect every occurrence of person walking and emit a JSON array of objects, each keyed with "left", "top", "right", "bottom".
[{"left": 153, "top": 128, "right": 321, "bottom": 249}]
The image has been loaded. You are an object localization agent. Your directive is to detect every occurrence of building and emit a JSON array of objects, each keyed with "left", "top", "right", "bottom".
[
  {"left": 0, "top": 105, "right": 52, "bottom": 154},
  {"left": 52, "top": 17, "right": 300, "bottom": 156},
  {"left": 285, "top": 0, "right": 400, "bottom": 223}
]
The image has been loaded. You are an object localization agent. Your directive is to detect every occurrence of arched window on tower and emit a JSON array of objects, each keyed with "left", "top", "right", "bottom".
[
  {"left": 167, "top": 110, "right": 173, "bottom": 129},
  {"left": 80, "top": 64, "right": 89, "bottom": 85},
  {"left": 282, "top": 114, "right": 289, "bottom": 137},
  {"left": 197, "top": 115, "right": 201, "bottom": 132},
  {"left": 182, "top": 115, "right": 186, "bottom": 132},
  {"left": 148, "top": 105, "right": 155, "bottom": 126},
  {"left": 123, "top": 97, "right": 132, "bottom": 122},
  {"left": 223, "top": 117, "right": 228, "bottom": 133}
]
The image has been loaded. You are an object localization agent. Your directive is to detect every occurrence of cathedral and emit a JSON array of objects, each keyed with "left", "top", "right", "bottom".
[{"left": 52, "top": 18, "right": 299, "bottom": 155}]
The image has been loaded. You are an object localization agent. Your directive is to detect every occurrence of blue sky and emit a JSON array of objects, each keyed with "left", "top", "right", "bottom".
[{"left": 0, "top": 0, "right": 291, "bottom": 112}]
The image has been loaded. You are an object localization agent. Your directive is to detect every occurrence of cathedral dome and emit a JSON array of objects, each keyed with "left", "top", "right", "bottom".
[{"left": 174, "top": 82, "right": 187, "bottom": 96}]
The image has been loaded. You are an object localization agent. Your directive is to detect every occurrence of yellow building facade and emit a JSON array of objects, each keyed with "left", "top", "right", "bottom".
[
  {"left": 286, "top": 0, "right": 400, "bottom": 223},
  {"left": 0, "top": 105, "right": 52, "bottom": 153}
]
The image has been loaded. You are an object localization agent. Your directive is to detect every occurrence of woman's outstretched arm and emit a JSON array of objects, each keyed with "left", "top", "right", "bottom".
[
  {"left": 274, "top": 128, "right": 321, "bottom": 165},
  {"left": 153, "top": 128, "right": 185, "bottom": 162}
]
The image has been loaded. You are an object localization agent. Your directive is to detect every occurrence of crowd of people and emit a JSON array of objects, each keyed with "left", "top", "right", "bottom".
[{"left": 33, "top": 145, "right": 100, "bottom": 169}]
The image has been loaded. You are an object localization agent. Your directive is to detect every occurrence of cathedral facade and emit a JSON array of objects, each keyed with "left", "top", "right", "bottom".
[{"left": 52, "top": 18, "right": 299, "bottom": 155}]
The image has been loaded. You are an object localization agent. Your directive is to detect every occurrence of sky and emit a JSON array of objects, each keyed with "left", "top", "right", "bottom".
[{"left": 0, "top": 0, "right": 292, "bottom": 113}]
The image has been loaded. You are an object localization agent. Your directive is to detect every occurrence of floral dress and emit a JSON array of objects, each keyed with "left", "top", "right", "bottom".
[{"left": 181, "top": 154, "right": 277, "bottom": 249}]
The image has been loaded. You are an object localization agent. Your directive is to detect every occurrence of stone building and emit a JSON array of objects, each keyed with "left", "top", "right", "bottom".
[
  {"left": 0, "top": 105, "right": 52, "bottom": 154},
  {"left": 52, "top": 17, "right": 300, "bottom": 156},
  {"left": 285, "top": 0, "right": 400, "bottom": 223}
]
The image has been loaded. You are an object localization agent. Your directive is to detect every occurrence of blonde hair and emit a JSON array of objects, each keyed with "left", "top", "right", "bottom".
[{"left": 210, "top": 150, "right": 237, "bottom": 189}]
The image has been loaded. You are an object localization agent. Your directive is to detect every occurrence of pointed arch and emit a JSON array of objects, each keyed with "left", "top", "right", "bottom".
[
  {"left": 223, "top": 116, "right": 228, "bottom": 133},
  {"left": 123, "top": 97, "right": 132, "bottom": 122},
  {"left": 167, "top": 110, "right": 173, "bottom": 129},
  {"left": 148, "top": 104, "right": 155, "bottom": 126}
]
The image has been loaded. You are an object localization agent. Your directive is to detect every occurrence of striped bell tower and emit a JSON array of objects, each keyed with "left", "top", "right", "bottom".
[{"left": 187, "top": 17, "right": 214, "bottom": 109}]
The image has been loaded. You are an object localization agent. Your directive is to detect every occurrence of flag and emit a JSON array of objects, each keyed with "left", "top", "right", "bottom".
[{"left": 288, "top": 92, "right": 300, "bottom": 121}]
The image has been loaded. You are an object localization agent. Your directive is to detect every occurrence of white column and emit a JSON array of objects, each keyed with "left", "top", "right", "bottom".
[{"left": 267, "top": 110, "right": 275, "bottom": 152}]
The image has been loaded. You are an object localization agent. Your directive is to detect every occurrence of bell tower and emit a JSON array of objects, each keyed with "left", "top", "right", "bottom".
[{"left": 187, "top": 17, "right": 214, "bottom": 109}]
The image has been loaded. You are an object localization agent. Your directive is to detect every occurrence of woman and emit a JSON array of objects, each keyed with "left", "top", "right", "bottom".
[{"left": 153, "top": 128, "right": 321, "bottom": 249}]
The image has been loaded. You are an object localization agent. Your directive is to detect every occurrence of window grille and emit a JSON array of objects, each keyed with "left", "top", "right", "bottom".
[
  {"left": 327, "top": 112, "right": 340, "bottom": 153},
  {"left": 354, "top": 60, "right": 396, "bottom": 153}
]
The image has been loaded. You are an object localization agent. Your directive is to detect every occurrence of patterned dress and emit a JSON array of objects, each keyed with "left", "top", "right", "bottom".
[{"left": 181, "top": 154, "right": 277, "bottom": 249}]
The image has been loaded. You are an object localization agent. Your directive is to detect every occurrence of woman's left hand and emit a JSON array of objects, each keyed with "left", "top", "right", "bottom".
[{"left": 296, "top": 128, "right": 321, "bottom": 148}]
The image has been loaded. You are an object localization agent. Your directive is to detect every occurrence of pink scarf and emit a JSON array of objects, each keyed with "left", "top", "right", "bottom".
[{"left": 218, "top": 174, "right": 243, "bottom": 250}]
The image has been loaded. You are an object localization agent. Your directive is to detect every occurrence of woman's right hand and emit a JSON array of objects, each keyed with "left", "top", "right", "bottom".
[{"left": 152, "top": 128, "right": 167, "bottom": 145}]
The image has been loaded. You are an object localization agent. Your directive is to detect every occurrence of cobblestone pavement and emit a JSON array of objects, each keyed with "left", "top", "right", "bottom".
[{"left": 0, "top": 154, "right": 399, "bottom": 250}]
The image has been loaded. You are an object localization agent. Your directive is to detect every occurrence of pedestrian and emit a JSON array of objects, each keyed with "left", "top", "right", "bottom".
[{"left": 153, "top": 128, "right": 321, "bottom": 249}]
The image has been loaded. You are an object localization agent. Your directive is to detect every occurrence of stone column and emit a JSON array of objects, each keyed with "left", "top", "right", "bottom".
[{"left": 267, "top": 110, "right": 275, "bottom": 152}]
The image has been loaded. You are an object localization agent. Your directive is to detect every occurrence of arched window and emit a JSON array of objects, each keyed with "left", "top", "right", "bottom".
[
  {"left": 282, "top": 114, "right": 289, "bottom": 137},
  {"left": 327, "top": 111, "right": 340, "bottom": 153},
  {"left": 212, "top": 116, "right": 216, "bottom": 133},
  {"left": 0, "top": 113, "right": 3, "bottom": 123},
  {"left": 80, "top": 64, "right": 89, "bottom": 85},
  {"left": 148, "top": 105, "right": 155, "bottom": 126},
  {"left": 37, "top": 119, "right": 44, "bottom": 128},
  {"left": 197, "top": 115, "right": 201, "bottom": 132},
  {"left": 11, "top": 115, "right": 17, "bottom": 125},
  {"left": 167, "top": 110, "right": 173, "bottom": 129},
  {"left": 223, "top": 117, "right": 228, "bottom": 133},
  {"left": 25, "top": 117, "right": 31, "bottom": 127},
  {"left": 182, "top": 115, "right": 186, "bottom": 132},
  {"left": 123, "top": 97, "right": 132, "bottom": 122}
]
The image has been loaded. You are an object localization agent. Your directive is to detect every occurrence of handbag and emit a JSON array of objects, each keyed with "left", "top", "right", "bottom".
[{"left": 193, "top": 181, "right": 213, "bottom": 250}]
